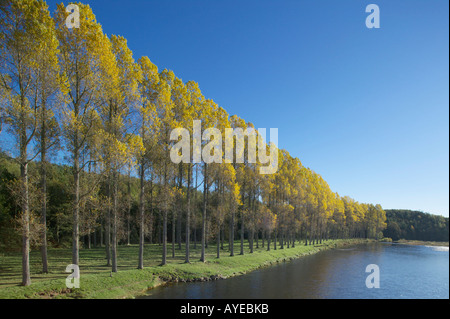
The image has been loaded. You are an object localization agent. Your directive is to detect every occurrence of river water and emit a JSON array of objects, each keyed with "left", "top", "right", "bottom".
[{"left": 140, "top": 243, "right": 449, "bottom": 299}]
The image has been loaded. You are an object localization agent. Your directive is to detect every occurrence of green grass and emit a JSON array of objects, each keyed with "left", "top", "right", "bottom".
[{"left": 0, "top": 238, "right": 371, "bottom": 299}]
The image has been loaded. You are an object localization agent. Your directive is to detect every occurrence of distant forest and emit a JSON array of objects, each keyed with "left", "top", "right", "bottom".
[{"left": 383, "top": 209, "right": 449, "bottom": 242}]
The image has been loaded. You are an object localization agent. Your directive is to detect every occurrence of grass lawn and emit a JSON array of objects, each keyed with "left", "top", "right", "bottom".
[{"left": 0, "top": 238, "right": 371, "bottom": 299}]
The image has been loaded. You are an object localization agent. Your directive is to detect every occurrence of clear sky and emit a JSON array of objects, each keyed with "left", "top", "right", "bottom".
[{"left": 39, "top": 0, "right": 449, "bottom": 216}]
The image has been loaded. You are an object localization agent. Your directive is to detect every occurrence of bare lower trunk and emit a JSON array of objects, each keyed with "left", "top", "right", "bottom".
[
  {"left": 21, "top": 160, "right": 31, "bottom": 286},
  {"left": 40, "top": 152, "right": 48, "bottom": 273},
  {"left": 262, "top": 231, "right": 265, "bottom": 248},
  {"left": 185, "top": 165, "right": 191, "bottom": 263},
  {"left": 200, "top": 163, "right": 207, "bottom": 262},
  {"left": 250, "top": 229, "right": 254, "bottom": 253},
  {"left": 100, "top": 220, "right": 103, "bottom": 247},
  {"left": 138, "top": 163, "right": 145, "bottom": 269},
  {"left": 177, "top": 210, "right": 182, "bottom": 250},
  {"left": 105, "top": 196, "right": 111, "bottom": 266},
  {"left": 280, "top": 231, "right": 284, "bottom": 249},
  {"left": 72, "top": 157, "right": 80, "bottom": 266},
  {"left": 111, "top": 175, "right": 118, "bottom": 273},
  {"left": 127, "top": 174, "right": 131, "bottom": 246},
  {"left": 161, "top": 209, "right": 167, "bottom": 265},
  {"left": 230, "top": 211, "right": 234, "bottom": 256},
  {"left": 194, "top": 227, "right": 197, "bottom": 249},
  {"left": 40, "top": 103, "right": 48, "bottom": 271},
  {"left": 104, "top": 170, "right": 112, "bottom": 266},
  {"left": 221, "top": 225, "right": 224, "bottom": 250},
  {"left": 205, "top": 218, "right": 209, "bottom": 249},
  {"left": 172, "top": 211, "right": 175, "bottom": 258},
  {"left": 216, "top": 224, "right": 220, "bottom": 259},
  {"left": 292, "top": 232, "right": 295, "bottom": 248},
  {"left": 240, "top": 212, "right": 244, "bottom": 255},
  {"left": 127, "top": 215, "right": 130, "bottom": 246},
  {"left": 177, "top": 163, "right": 182, "bottom": 250},
  {"left": 274, "top": 231, "right": 277, "bottom": 250}
]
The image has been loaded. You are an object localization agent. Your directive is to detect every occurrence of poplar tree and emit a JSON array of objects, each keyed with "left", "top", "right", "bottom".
[
  {"left": 33, "top": 12, "right": 64, "bottom": 274},
  {"left": 0, "top": 0, "right": 62, "bottom": 285},
  {"left": 199, "top": 99, "right": 218, "bottom": 262},
  {"left": 55, "top": 3, "right": 114, "bottom": 265},
  {"left": 156, "top": 69, "right": 177, "bottom": 266},
  {"left": 135, "top": 56, "right": 159, "bottom": 269},
  {"left": 184, "top": 80, "right": 204, "bottom": 263},
  {"left": 227, "top": 115, "right": 246, "bottom": 256},
  {"left": 104, "top": 34, "right": 141, "bottom": 272}
]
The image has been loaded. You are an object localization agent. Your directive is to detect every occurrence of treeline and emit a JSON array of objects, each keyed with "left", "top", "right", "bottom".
[
  {"left": 383, "top": 209, "right": 449, "bottom": 242},
  {"left": 0, "top": 151, "right": 203, "bottom": 250},
  {"left": 0, "top": 0, "right": 386, "bottom": 286}
]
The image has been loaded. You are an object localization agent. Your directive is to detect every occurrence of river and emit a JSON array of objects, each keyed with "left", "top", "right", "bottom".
[{"left": 140, "top": 243, "right": 449, "bottom": 299}]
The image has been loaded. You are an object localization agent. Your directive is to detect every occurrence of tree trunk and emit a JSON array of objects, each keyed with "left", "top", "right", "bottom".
[
  {"left": 274, "top": 231, "right": 277, "bottom": 250},
  {"left": 205, "top": 217, "right": 209, "bottom": 249},
  {"left": 127, "top": 171, "right": 131, "bottom": 246},
  {"left": 138, "top": 162, "right": 145, "bottom": 269},
  {"left": 177, "top": 210, "right": 182, "bottom": 250},
  {"left": 221, "top": 225, "right": 224, "bottom": 250},
  {"left": 105, "top": 169, "right": 113, "bottom": 267},
  {"left": 162, "top": 209, "right": 167, "bottom": 265},
  {"left": 216, "top": 224, "right": 220, "bottom": 259},
  {"left": 40, "top": 147, "right": 48, "bottom": 273},
  {"left": 72, "top": 152, "right": 80, "bottom": 266},
  {"left": 230, "top": 210, "right": 234, "bottom": 256},
  {"left": 280, "top": 230, "right": 284, "bottom": 249},
  {"left": 105, "top": 181, "right": 111, "bottom": 266},
  {"left": 240, "top": 213, "right": 244, "bottom": 255},
  {"left": 100, "top": 220, "right": 104, "bottom": 247},
  {"left": 172, "top": 210, "right": 176, "bottom": 258},
  {"left": 127, "top": 216, "right": 130, "bottom": 246},
  {"left": 262, "top": 231, "right": 265, "bottom": 248},
  {"left": 200, "top": 163, "right": 207, "bottom": 262},
  {"left": 21, "top": 160, "right": 31, "bottom": 286},
  {"left": 177, "top": 162, "right": 183, "bottom": 250},
  {"left": 185, "top": 164, "right": 191, "bottom": 263},
  {"left": 250, "top": 229, "right": 254, "bottom": 253},
  {"left": 111, "top": 174, "right": 118, "bottom": 273},
  {"left": 194, "top": 227, "right": 197, "bottom": 249},
  {"left": 292, "top": 232, "right": 295, "bottom": 248}
]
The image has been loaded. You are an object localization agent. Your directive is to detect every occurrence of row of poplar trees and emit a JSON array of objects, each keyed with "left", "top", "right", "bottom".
[{"left": 0, "top": 1, "right": 387, "bottom": 286}]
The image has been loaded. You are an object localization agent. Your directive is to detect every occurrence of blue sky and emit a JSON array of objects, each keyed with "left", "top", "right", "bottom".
[{"left": 39, "top": 0, "right": 449, "bottom": 216}]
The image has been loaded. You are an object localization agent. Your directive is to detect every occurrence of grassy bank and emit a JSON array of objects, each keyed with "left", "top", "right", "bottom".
[
  {"left": 394, "top": 239, "right": 449, "bottom": 247},
  {"left": 0, "top": 238, "right": 371, "bottom": 299}
]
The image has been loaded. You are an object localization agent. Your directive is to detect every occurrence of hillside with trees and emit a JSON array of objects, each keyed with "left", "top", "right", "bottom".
[{"left": 383, "top": 209, "right": 449, "bottom": 242}]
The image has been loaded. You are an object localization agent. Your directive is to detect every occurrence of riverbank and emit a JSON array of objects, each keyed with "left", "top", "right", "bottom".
[
  {"left": 394, "top": 239, "right": 449, "bottom": 247},
  {"left": 0, "top": 238, "right": 372, "bottom": 299}
]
